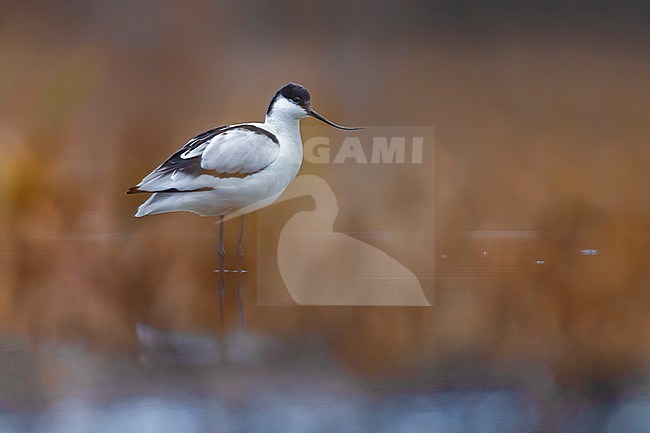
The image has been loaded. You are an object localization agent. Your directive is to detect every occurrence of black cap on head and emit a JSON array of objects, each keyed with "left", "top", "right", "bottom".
[
  {"left": 267, "top": 83, "right": 311, "bottom": 115},
  {"left": 266, "top": 83, "right": 364, "bottom": 130},
  {"left": 279, "top": 83, "right": 311, "bottom": 105}
]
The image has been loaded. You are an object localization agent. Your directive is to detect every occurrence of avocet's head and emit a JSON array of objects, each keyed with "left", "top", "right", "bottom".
[{"left": 266, "top": 83, "right": 363, "bottom": 130}]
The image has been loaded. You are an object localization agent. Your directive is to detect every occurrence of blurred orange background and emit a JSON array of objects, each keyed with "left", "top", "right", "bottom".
[{"left": 0, "top": 0, "right": 648, "bottom": 400}]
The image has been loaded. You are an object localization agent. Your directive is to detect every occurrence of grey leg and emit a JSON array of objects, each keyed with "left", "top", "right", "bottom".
[
  {"left": 217, "top": 215, "right": 226, "bottom": 324},
  {"left": 235, "top": 214, "right": 246, "bottom": 327}
]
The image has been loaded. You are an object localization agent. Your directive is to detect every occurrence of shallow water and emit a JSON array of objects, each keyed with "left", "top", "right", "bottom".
[{"left": 0, "top": 330, "right": 648, "bottom": 433}]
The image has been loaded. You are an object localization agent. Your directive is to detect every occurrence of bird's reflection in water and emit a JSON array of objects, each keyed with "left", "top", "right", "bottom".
[{"left": 214, "top": 257, "right": 247, "bottom": 327}]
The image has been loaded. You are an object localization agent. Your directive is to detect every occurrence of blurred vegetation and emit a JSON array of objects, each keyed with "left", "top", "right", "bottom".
[{"left": 0, "top": 0, "right": 648, "bottom": 400}]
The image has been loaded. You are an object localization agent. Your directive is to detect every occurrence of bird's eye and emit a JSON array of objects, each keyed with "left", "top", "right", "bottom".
[{"left": 292, "top": 96, "right": 300, "bottom": 103}]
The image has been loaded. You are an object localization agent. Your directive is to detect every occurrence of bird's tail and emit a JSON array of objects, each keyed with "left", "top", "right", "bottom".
[{"left": 134, "top": 194, "right": 162, "bottom": 217}]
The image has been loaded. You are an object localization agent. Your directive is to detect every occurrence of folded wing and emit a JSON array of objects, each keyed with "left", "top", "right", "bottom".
[{"left": 128, "top": 124, "right": 280, "bottom": 194}]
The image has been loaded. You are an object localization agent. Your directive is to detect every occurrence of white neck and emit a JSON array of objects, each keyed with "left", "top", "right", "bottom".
[
  {"left": 265, "top": 112, "right": 301, "bottom": 136},
  {"left": 264, "top": 97, "right": 305, "bottom": 136},
  {"left": 265, "top": 109, "right": 303, "bottom": 169}
]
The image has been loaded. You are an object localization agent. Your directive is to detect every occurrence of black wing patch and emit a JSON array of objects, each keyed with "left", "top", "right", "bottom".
[
  {"left": 126, "top": 186, "right": 213, "bottom": 194},
  {"left": 158, "top": 126, "right": 229, "bottom": 173},
  {"left": 155, "top": 124, "right": 278, "bottom": 176},
  {"left": 126, "top": 124, "right": 278, "bottom": 194}
]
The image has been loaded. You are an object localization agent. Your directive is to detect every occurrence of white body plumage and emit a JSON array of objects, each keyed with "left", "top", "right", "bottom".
[{"left": 128, "top": 83, "right": 360, "bottom": 220}]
